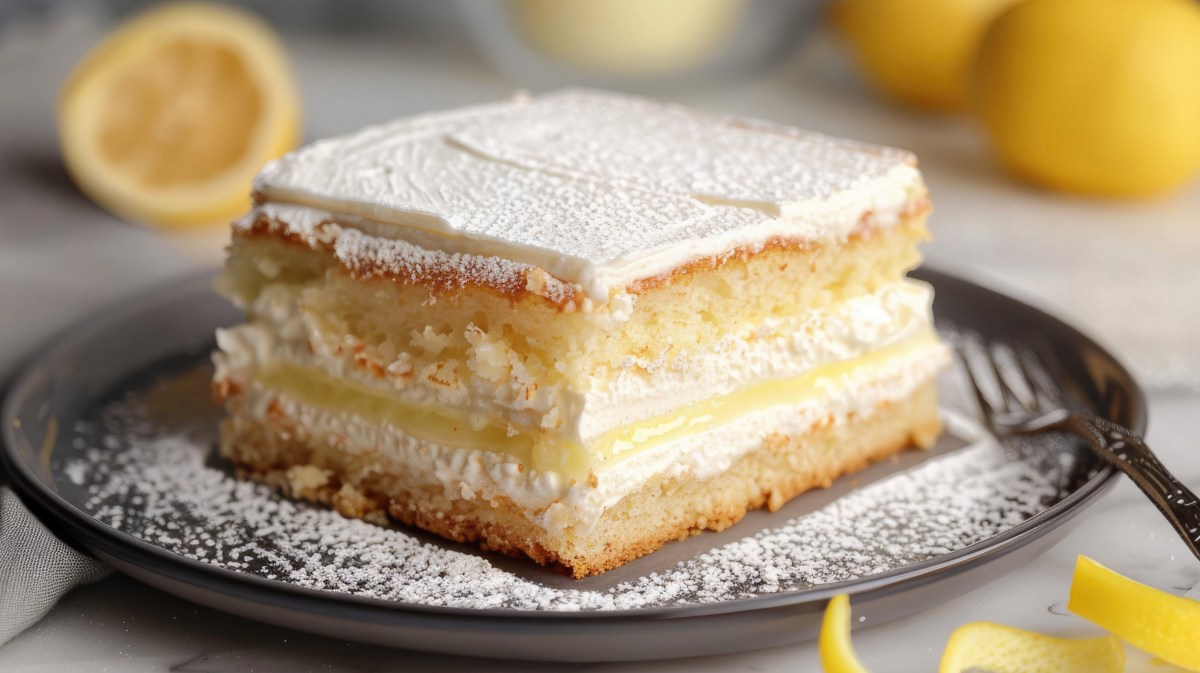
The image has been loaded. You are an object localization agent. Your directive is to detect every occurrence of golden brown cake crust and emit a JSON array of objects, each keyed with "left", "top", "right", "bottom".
[{"left": 219, "top": 381, "right": 942, "bottom": 579}]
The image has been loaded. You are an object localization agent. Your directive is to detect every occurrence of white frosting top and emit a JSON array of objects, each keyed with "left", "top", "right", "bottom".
[{"left": 252, "top": 89, "right": 926, "bottom": 301}]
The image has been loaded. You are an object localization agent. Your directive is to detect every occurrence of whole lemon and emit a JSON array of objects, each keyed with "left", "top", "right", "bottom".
[
  {"left": 832, "top": 0, "right": 1022, "bottom": 111},
  {"left": 975, "top": 0, "right": 1200, "bottom": 197}
]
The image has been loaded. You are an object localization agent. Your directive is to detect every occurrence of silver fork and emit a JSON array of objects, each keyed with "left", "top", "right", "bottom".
[{"left": 952, "top": 331, "right": 1200, "bottom": 562}]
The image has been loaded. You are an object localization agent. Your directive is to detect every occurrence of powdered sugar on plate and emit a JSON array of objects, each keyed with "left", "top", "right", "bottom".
[{"left": 57, "top": 364, "right": 1076, "bottom": 612}]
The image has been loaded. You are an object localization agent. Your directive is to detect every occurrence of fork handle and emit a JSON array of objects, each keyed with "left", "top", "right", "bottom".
[{"left": 1062, "top": 413, "right": 1200, "bottom": 558}]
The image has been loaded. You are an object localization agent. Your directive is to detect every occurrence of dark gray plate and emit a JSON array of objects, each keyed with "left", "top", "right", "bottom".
[{"left": 1, "top": 268, "right": 1144, "bottom": 662}]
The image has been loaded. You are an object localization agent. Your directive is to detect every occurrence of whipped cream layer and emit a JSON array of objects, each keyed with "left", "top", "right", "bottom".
[
  {"left": 251, "top": 89, "right": 927, "bottom": 301},
  {"left": 215, "top": 280, "right": 937, "bottom": 451},
  {"left": 579, "top": 280, "right": 936, "bottom": 440},
  {"left": 232, "top": 339, "right": 950, "bottom": 533}
]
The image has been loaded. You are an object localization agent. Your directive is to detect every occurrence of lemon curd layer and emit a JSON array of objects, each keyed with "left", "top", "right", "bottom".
[{"left": 255, "top": 332, "right": 940, "bottom": 481}]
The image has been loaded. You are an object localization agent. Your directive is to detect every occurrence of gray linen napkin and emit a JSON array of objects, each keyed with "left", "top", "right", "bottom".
[{"left": 0, "top": 487, "right": 110, "bottom": 646}]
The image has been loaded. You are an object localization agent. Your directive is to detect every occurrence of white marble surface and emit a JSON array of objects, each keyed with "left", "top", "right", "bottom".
[{"left": 1, "top": 15, "right": 1199, "bottom": 673}]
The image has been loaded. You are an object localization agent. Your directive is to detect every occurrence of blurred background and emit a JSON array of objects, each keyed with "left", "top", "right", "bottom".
[
  {"left": 1, "top": 0, "right": 1198, "bottom": 392},
  {"left": 1, "top": 2, "right": 1199, "bottom": 669}
]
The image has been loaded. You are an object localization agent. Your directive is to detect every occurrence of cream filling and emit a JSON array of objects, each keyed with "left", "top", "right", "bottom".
[
  {"left": 579, "top": 280, "right": 935, "bottom": 437},
  {"left": 236, "top": 334, "right": 942, "bottom": 484},
  {"left": 234, "top": 340, "right": 950, "bottom": 534},
  {"left": 214, "top": 280, "right": 938, "bottom": 446}
]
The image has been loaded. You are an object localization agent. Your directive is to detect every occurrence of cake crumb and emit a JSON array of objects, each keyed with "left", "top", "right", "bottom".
[{"left": 286, "top": 465, "right": 330, "bottom": 499}]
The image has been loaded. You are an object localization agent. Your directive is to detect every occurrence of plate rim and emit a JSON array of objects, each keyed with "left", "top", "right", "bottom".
[{"left": 0, "top": 267, "right": 1142, "bottom": 624}]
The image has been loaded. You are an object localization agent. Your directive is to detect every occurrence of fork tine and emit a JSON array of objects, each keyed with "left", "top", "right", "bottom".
[
  {"left": 989, "top": 342, "right": 1040, "bottom": 413},
  {"left": 1017, "top": 343, "right": 1070, "bottom": 409},
  {"left": 950, "top": 329, "right": 1006, "bottom": 429},
  {"left": 986, "top": 341, "right": 1046, "bottom": 411},
  {"left": 967, "top": 334, "right": 1027, "bottom": 415}
]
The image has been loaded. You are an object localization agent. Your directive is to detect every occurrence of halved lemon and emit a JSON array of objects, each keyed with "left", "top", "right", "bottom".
[
  {"left": 819, "top": 594, "right": 871, "bottom": 673},
  {"left": 939, "top": 621, "right": 1124, "bottom": 673},
  {"left": 1070, "top": 554, "right": 1200, "bottom": 670},
  {"left": 57, "top": 2, "right": 300, "bottom": 228}
]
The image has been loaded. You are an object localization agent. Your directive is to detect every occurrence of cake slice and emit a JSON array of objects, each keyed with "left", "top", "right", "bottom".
[{"left": 213, "top": 89, "right": 949, "bottom": 578}]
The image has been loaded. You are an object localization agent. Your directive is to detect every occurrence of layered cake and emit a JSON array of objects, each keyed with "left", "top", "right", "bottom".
[{"left": 213, "top": 89, "right": 949, "bottom": 578}]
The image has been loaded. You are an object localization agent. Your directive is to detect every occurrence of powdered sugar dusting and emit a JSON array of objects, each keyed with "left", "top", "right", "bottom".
[
  {"left": 251, "top": 89, "right": 925, "bottom": 300},
  {"left": 237, "top": 205, "right": 578, "bottom": 305},
  {"left": 450, "top": 90, "right": 913, "bottom": 206},
  {"left": 334, "top": 224, "right": 576, "bottom": 305},
  {"left": 61, "top": 368, "right": 1071, "bottom": 612}
]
